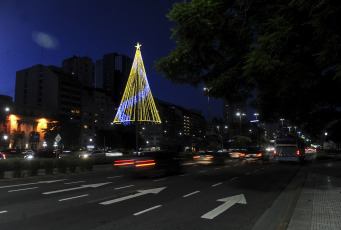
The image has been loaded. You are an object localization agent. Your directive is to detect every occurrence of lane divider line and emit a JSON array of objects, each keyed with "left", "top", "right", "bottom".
[
  {"left": 153, "top": 178, "right": 167, "bottom": 182},
  {"left": 115, "top": 185, "right": 134, "bottom": 190},
  {"left": 230, "top": 177, "right": 239, "bottom": 181},
  {"left": 212, "top": 182, "right": 223, "bottom": 187},
  {"left": 59, "top": 194, "right": 89, "bottom": 202},
  {"left": 64, "top": 181, "right": 86, "bottom": 185},
  {"left": 133, "top": 205, "right": 162, "bottom": 216},
  {"left": 8, "top": 187, "right": 39, "bottom": 193},
  {"left": 0, "top": 211, "right": 8, "bottom": 214},
  {"left": 183, "top": 191, "right": 200, "bottom": 198}
]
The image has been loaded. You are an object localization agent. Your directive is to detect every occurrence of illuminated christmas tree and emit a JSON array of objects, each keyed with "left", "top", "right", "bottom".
[{"left": 114, "top": 43, "right": 161, "bottom": 125}]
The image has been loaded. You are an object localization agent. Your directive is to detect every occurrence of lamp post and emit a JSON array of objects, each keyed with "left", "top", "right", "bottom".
[
  {"left": 236, "top": 112, "right": 245, "bottom": 135},
  {"left": 203, "top": 87, "right": 210, "bottom": 123},
  {"left": 280, "top": 119, "right": 285, "bottom": 130}
]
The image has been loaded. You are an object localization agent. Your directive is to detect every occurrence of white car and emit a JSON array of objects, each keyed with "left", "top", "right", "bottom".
[
  {"left": 79, "top": 150, "right": 106, "bottom": 158},
  {"left": 105, "top": 150, "right": 123, "bottom": 157}
]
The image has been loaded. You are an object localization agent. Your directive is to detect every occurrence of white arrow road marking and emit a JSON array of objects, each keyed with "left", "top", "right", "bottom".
[
  {"left": 100, "top": 187, "right": 166, "bottom": 205},
  {"left": 201, "top": 194, "right": 247, "bottom": 220},
  {"left": 0, "top": 211, "right": 8, "bottom": 214},
  {"left": 0, "top": 179, "right": 68, "bottom": 189},
  {"left": 43, "top": 182, "right": 112, "bottom": 195}
]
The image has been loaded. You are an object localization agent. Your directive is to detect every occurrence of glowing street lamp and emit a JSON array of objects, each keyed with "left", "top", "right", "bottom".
[
  {"left": 280, "top": 119, "right": 285, "bottom": 129},
  {"left": 236, "top": 112, "right": 246, "bottom": 134},
  {"left": 203, "top": 87, "right": 210, "bottom": 123}
]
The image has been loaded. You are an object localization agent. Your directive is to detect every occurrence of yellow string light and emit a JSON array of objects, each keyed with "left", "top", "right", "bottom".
[{"left": 114, "top": 43, "right": 161, "bottom": 125}]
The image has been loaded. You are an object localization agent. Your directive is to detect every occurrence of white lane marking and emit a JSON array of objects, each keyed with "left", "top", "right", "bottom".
[
  {"left": 183, "top": 191, "right": 200, "bottom": 198},
  {"left": 0, "top": 179, "right": 68, "bottom": 189},
  {"left": 115, "top": 185, "right": 134, "bottom": 190},
  {"left": 233, "top": 164, "right": 238, "bottom": 166},
  {"left": 8, "top": 187, "right": 39, "bottom": 193},
  {"left": 199, "top": 170, "right": 207, "bottom": 173},
  {"left": 64, "top": 181, "right": 85, "bottom": 185},
  {"left": 59, "top": 194, "right": 89, "bottom": 202},
  {"left": 107, "top": 175, "right": 123, "bottom": 179},
  {"left": 180, "top": 174, "right": 189, "bottom": 177},
  {"left": 212, "top": 182, "right": 223, "bottom": 187},
  {"left": 214, "top": 168, "right": 220, "bottom": 170},
  {"left": 230, "top": 177, "right": 239, "bottom": 181},
  {"left": 133, "top": 205, "right": 162, "bottom": 216},
  {"left": 254, "top": 170, "right": 259, "bottom": 172},
  {"left": 0, "top": 211, "right": 8, "bottom": 214},
  {"left": 261, "top": 167, "right": 265, "bottom": 170},
  {"left": 224, "top": 166, "right": 230, "bottom": 168},
  {"left": 43, "top": 182, "right": 111, "bottom": 195},
  {"left": 101, "top": 187, "right": 166, "bottom": 205},
  {"left": 201, "top": 194, "right": 247, "bottom": 219},
  {"left": 153, "top": 178, "right": 167, "bottom": 182},
  {"left": 245, "top": 172, "right": 251, "bottom": 175}
]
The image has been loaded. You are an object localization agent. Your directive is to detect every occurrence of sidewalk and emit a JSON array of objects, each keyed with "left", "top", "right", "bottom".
[{"left": 287, "top": 159, "right": 341, "bottom": 230}]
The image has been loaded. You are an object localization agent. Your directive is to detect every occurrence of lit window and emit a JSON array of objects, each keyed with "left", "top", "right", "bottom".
[{"left": 84, "top": 125, "right": 88, "bottom": 129}]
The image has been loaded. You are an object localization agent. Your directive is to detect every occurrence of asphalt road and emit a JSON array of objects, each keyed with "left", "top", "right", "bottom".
[{"left": 0, "top": 159, "right": 302, "bottom": 230}]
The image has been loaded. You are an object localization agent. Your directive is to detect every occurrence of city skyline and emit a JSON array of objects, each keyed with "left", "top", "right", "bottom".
[{"left": 0, "top": 0, "right": 222, "bottom": 120}]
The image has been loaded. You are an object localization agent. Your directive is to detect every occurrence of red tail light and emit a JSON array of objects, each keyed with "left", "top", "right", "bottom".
[
  {"left": 135, "top": 159, "right": 156, "bottom": 167},
  {"left": 2, "top": 154, "right": 5, "bottom": 159},
  {"left": 274, "top": 150, "right": 277, "bottom": 155},
  {"left": 239, "top": 153, "right": 245, "bottom": 157},
  {"left": 257, "top": 153, "right": 262, "bottom": 157},
  {"left": 114, "top": 159, "right": 134, "bottom": 166},
  {"left": 193, "top": 156, "right": 200, "bottom": 159},
  {"left": 297, "top": 150, "right": 300, "bottom": 155},
  {"left": 206, "top": 156, "right": 214, "bottom": 159}
]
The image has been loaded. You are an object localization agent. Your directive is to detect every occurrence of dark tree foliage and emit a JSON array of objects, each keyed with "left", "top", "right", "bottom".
[
  {"left": 95, "top": 126, "right": 145, "bottom": 150},
  {"left": 43, "top": 115, "right": 81, "bottom": 150},
  {"left": 156, "top": 0, "right": 341, "bottom": 142}
]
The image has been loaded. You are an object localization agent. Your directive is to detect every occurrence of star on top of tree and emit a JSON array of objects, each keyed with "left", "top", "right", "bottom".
[{"left": 135, "top": 42, "right": 142, "bottom": 50}]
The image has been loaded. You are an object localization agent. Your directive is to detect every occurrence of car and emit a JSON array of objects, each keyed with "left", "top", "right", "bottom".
[
  {"left": 105, "top": 150, "right": 123, "bottom": 157},
  {"left": 24, "top": 149, "right": 60, "bottom": 159},
  {"left": 244, "top": 146, "right": 265, "bottom": 160},
  {"left": 0, "top": 152, "right": 6, "bottom": 160},
  {"left": 113, "top": 150, "right": 182, "bottom": 177},
  {"left": 79, "top": 150, "right": 106, "bottom": 158},
  {"left": 228, "top": 149, "right": 246, "bottom": 159},
  {"left": 192, "top": 151, "right": 226, "bottom": 165}
]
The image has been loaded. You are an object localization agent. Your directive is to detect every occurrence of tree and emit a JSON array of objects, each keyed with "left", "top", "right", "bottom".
[
  {"left": 156, "top": 0, "right": 341, "bottom": 140},
  {"left": 43, "top": 115, "right": 81, "bottom": 150}
]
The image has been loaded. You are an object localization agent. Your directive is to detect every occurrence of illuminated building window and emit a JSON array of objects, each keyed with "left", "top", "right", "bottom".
[{"left": 84, "top": 125, "right": 88, "bottom": 129}]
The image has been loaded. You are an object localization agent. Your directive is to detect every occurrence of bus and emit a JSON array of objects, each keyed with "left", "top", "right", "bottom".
[{"left": 274, "top": 133, "right": 305, "bottom": 162}]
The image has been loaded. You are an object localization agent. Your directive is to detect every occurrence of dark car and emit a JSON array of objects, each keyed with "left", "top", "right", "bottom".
[
  {"left": 114, "top": 150, "right": 182, "bottom": 177},
  {"left": 244, "top": 146, "right": 265, "bottom": 160},
  {"left": 25, "top": 149, "right": 60, "bottom": 159}
]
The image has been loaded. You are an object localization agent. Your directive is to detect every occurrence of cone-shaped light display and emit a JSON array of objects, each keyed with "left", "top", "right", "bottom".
[{"left": 114, "top": 43, "right": 161, "bottom": 125}]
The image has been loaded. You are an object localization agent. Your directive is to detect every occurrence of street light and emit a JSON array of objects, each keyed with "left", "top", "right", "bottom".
[
  {"left": 236, "top": 112, "right": 246, "bottom": 135},
  {"left": 203, "top": 87, "right": 210, "bottom": 123},
  {"left": 280, "top": 119, "right": 285, "bottom": 129},
  {"left": 254, "top": 113, "right": 259, "bottom": 120}
]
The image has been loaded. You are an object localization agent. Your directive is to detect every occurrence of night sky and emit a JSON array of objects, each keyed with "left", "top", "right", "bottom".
[{"left": 0, "top": 0, "right": 222, "bottom": 120}]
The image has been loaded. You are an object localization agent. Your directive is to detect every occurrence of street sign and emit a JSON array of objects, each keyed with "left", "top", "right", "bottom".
[{"left": 55, "top": 134, "right": 61, "bottom": 142}]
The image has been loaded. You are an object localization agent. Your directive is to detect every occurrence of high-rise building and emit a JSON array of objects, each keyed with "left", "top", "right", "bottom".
[
  {"left": 96, "top": 53, "right": 133, "bottom": 108},
  {"left": 62, "top": 55, "right": 95, "bottom": 88}
]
